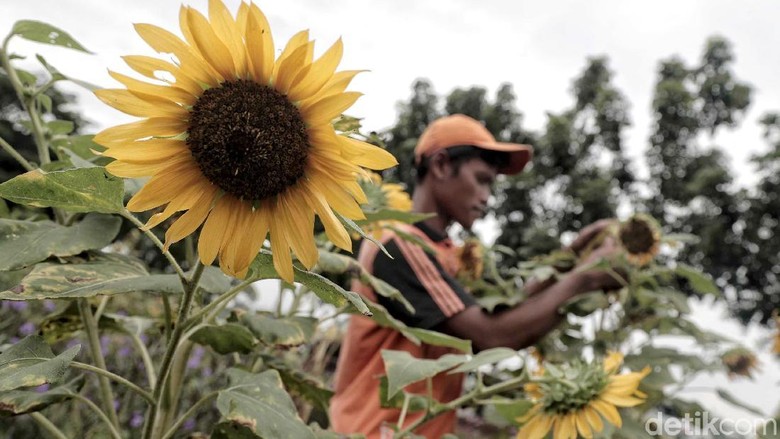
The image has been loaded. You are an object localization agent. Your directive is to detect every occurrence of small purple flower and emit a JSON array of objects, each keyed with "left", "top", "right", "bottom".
[
  {"left": 66, "top": 338, "right": 80, "bottom": 348},
  {"left": 100, "top": 335, "right": 110, "bottom": 353},
  {"left": 183, "top": 418, "right": 196, "bottom": 430},
  {"left": 34, "top": 384, "right": 50, "bottom": 393},
  {"left": 139, "top": 334, "right": 149, "bottom": 344},
  {"left": 202, "top": 367, "right": 212, "bottom": 377},
  {"left": 187, "top": 346, "right": 205, "bottom": 369},
  {"left": 130, "top": 411, "right": 144, "bottom": 429},
  {"left": 9, "top": 337, "right": 19, "bottom": 344},
  {"left": 118, "top": 346, "right": 132, "bottom": 358},
  {"left": 9, "top": 301, "right": 28, "bottom": 311},
  {"left": 43, "top": 300, "right": 56, "bottom": 312},
  {"left": 18, "top": 322, "right": 36, "bottom": 336},
  {"left": 114, "top": 399, "right": 120, "bottom": 411}
]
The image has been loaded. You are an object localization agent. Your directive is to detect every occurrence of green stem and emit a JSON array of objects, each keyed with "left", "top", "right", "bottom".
[
  {"left": 161, "top": 292, "right": 173, "bottom": 343},
  {"left": 71, "top": 361, "right": 154, "bottom": 404},
  {"left": 121, "top": 209, "right": 187, "bottom": 281},
  {"left": 0, "top": 135, "right": 35, "bottom": 171},
  {"left": 29, "top": 412, "right": 68, "bottom": 439},
  {"left": 126, "top": 329, "right": 157, "bottom": 387},
  {"left": 184, "top": 278, "right": 254, "bottom": 327},
  {"left": 93, "top": 296, "right": 109, "bottom": 322},
  {"left": 69, "top": 392, "right": 123, "bottom": 439},
  {"left": 142, "top": 261, "right": 206, "bottom": 439},
  {"left": 77, "top": 298, "right": 121, "bottom": 430},
  {"left": 160, "top": 390, "right": 220, "bottom": 439},
  {"left": 24, "top": 96, "right": 50, "bottom": 164},
  {"left": 158, "top": 340, "right": 194, "bottom": 433}
]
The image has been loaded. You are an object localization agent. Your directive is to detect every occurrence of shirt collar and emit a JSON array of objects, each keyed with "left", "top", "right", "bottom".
[{"left": 414, "top": 221, "right": 449, "bottom": 243}]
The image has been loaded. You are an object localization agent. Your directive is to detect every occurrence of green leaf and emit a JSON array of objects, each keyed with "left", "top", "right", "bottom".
[
  {"left": 36, "top": 93, "right": 52, "bottom": 113},
  {"left": 378, "top": 376, "right": 428, "bottom": 412},
  {"left": 11, "top": 20, "right": 90, "bottom": 52},
  {"left": 191, "top": 324, "right": 256, "bottom": 355},
  {"left": 0, "top": 336, "right": 80, "bottom": 391},
  {"left": 46, "top": 120, "right": 75, "bottom": 136},
  {"left": 240, "top": 312, "right": 316, "bottom": 347},
  {"left": 449, "top": 348, "right": 518, "bottom": 373},
  {"left": 381, "top": 350, "right": 467, "bottom": 399},
  {"left": 248, "top": 252, "right": 371, "bottom": 316},
  {"left": 15, "top": 68, "right": 38, "bottom": 87},
  {"left": 489, "top": 398, "right": 535, "bottom": 425},
  {"left": 675, "top": 264, "right": 719, "bottom": 295},
  {"left": 0, "top": 214, "right": 121, "bottom": 270},
  {"left": 559, "top": 290, "right": 609, "bottom": 316},
  {"left": 35, "top": 54, "right": 66, "bottom": 81},
  {"left": 0, "top": 376, "right": 84, "bottom": 416},
  {"left": 0, "top": 253, "right": 231, "bottom": 300},
  {"left": 259, "top": 354, "right": 333, "bottom": 414},
  {"left": 317, "top": 250, "right": 414, "bottom": 314},
  {"left": 336, "top": 212, "right": 391, "bottom": 258},
  {"left": 216, "top": 369, "right": 315, "bottom": 439},
  {"left": 0, "top": 168, "right": 124, "bottom": 213},
  {"left": 716, "top": 388, "right": 765, "bottom": 416},
  {"left": 358, "top": 209, "right": 433, "bottom": 225},
  {"left": 405, "top": 327, "right": 471, "bottom": 353}
]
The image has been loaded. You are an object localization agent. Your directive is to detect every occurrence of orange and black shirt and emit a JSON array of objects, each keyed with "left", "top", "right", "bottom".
[{"left": 331, "top": 222, "right": 475, "bottom": 438}]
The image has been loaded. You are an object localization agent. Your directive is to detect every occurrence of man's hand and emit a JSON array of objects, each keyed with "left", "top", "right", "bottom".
[
  {"left": 573, "top": 235, "right": 627, "bottom": 292},
  {"left": 568, "top": 218, "right": 616, "bottom": 256}
]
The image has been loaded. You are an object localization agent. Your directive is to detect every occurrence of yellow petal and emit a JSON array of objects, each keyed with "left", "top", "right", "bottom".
[
  {"left": 300, "top": 92, "right": 362, "bottom": 126},
  {"left": 518, "top": 412, "right": 553, "bottom": 439},
  {"left": 228, "top": 206, "right": 269, "bottom": 278},
  {"left": 582, "top": 406, "right": 604, "bottom": 433},
  {"left": 108, "top": 70, "right": 195, "bottom": 106},
  {"left": 208, "top": 0, "right": 247, "bottom": 77},
  {"left": 235, "top": 1, "right": 249, "bottom": 33},
  {"left": 273, "top": 41, "right": 313, "bottom": 94},
  {"left": 245, "top": 3, "right": 274, "bottom": 84},
  {"left": 553, "top": 413, "right": 577, "bottom": 439},
  {"left": 308, "top": 149, "right": 359, "bottom": 181},
  {"left": 339, "top": 136, "right": 398, "bottom": 170},
  {"left": 269, "top": 215, "right": 294, "bottom": 283},
  {"left": 95, "top": 89, "right": 186, "bottom": 119},
  {"left": 301, "top": 181, "right": 351, "bottom": 251},
  {"left": 198, "top": 194, "right": 231, "bottom": 265},
  {"left": 103, "top": 139, "right": 188, "bottom": 163},
  {"left": 278, "top": 188, "right": 318, "bottom": 269},
  {"left": 599, "top": 392, "right": 645, "bottom": 407},
  {"left": 217, "top": 196, "right": 247, "bottom": 276},
  {"left": 94, "top": 117, "right": 187, "bottom": 146},
  {"left": 133, "top": 23, "right": 220, "bottom": 87},
  {"left": 122, "top": 55, "right": 202, "bottom": 96},
  {"left": 603, "top": 351, "right": 624, "bottom": 373},
  {"left": 308, "top": 169, "right": 365, "bottom": 219},
  {"left": 126, "top": 159, "right": 203, "bottom": 211},
  {"left": 591, "top": 399, "right": 622, "bottom": 428},
  {"left": 145, "top": 181, "right": 211, "bottom": 230},
  {"left": 186, "top": 7, "right": 235, "bottom": 80},
  {"left": 575, "top": 410, "right": 593, "bottom": 438},
  {"left": 272, "top": 29, "right": 309, "bottom": 80},
  {"left": 165, "top": 185, "right": 218, "bottom": 246},
  {"left": 288, "top": 38, "right": 343, "bottom": 102},
  {"left": 301, "top": 69, "right": 364, "bottom": 107},
  {"left": 105, "top": 153, "right": 189, "bottom": 178}
]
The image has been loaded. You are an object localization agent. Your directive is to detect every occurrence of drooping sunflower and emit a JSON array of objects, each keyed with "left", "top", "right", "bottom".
[
  {"left": 355, "top": 171, "right": 412, "bottom": 238},
  {"left": 516, "top": 352, "right": 650, "bottom": 439},
  {"left": 94, "top": 0, "right": 397, "bottom": 281},
  {"left": 722, "top": 347, "right": 761, "bottom": 379},
  {"left": 456, "top": 238, "right": 484, "bottom": 282},
  {"left": 617, "top": 214, "right": 661, "bottom": 267}
]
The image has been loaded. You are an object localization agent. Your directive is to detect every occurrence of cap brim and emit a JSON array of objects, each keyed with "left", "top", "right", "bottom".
[{"left": 474, "top": 141, "right": 533, "bottom": 175}]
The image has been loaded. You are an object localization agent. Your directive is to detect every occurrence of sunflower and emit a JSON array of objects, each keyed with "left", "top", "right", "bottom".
[
  {"left": 516, "top": 352, "right": 650, "bottom": 439},
  {"left": 94, "top": 0, "right": 397, "bottom": 281},
  {"left": 457, "top": 238, "right": 484, "bottom": 282},
  {"left": 617, "top": 214, "right": 661, "bottom": 266},
  {"left": 355, "top": 171, "right": 412, "bottom": 238},
  {"left": 722, "top": 347, "right": 760, "bottom": 379}
]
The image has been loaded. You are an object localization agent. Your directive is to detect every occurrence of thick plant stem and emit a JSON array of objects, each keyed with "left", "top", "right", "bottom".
[
  {"left": 77, "top": 298, "right": 121, "bottom": 430},
  {"left": 142, "top": 262, "right": 206, "bottom": 439},
  {"left": 158, "top": 340, "right": 194, "bottom": 433},
  {"left": 29, "top": 412, "right": 68, "bottom": 439}
]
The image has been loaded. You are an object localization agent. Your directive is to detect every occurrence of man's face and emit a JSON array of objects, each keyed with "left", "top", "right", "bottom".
[{"left": 437, "top": 157, "right": 497, "bottom": 230}]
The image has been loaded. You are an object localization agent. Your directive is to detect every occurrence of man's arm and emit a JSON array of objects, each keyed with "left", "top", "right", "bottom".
[{"left": 439, "top": 236, "right": 623, "bottom": 351}]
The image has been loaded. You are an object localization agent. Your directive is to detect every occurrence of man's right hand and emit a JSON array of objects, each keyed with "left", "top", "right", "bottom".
[{"left": 573, "top": 235, "right": 627, "bottom": 292}]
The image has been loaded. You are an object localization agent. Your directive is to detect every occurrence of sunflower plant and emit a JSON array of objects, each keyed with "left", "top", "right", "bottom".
[{"left": 0, "top": 2, "right": 439, "bottom": 438}]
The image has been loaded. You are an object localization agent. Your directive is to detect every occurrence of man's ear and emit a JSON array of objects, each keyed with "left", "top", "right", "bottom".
[{"left": 429, "top": 151, "right": 451, "bottom": 179}]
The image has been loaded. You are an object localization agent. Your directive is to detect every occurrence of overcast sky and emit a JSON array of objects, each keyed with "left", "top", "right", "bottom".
[{"left": 3, "top": 0, "right": 779, "bottom": 423}]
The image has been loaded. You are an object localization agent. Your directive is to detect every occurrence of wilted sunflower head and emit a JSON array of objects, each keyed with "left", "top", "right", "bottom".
[
  {"left": 618, "top": 214, "right": 661, "bottom": 266},
  {"left": 94, "top": 0, "right": 397, "bottom": 281},
  {"left": 457, "top": 238, "right": 484, "bottom": 282},
  {"left": 354, "top": 172, "right": 412, "bottom": 239},
  {"left": 722, "top": 347, "right": 760, "bottom": 379}
]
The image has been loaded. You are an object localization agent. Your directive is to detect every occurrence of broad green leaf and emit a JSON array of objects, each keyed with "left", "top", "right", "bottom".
[
  {"left": 449, "top": 348, "right": 518, "bottom": 373},
  {"left": 260, "top": 354, "right": 333, "bottom": 414},
  {"left": 0, "top": 336, "right": 80, "bottom": 391},
  {"left": 241, "top": 312, "right": 316, "bottom": 347},
  {"left": 0, "top": 167, "right": 124, "bottom": 213},
  {"left": 381, "top": 350, "right": 468, "bottom": 398},
  {"left": 559, "top": 290, "right": 609, "bottom": 316},
  {"left": 248, "top": 252, "right": 370, "bottom": 316},
  {"left": 47, "top": 120, "right": 75, "bottom": 136},
  {"left": 0, "top": 253, "right": 230, "bottom": 300},
  {"left": 358, "top": 209, "right": 433, "bottom": 225},
  {"left": 336, "top": 212, "right": 391, "bottom": 258},
  {"left": 11, "top": 20, "right": 90, "bottom": 52},
  {"left": 0, "top": 268, "right": 32, "bottom": 292},
  {"left": 36, "top": 93, "right": 53, "bottom": 113},
  {"left": 675, "top": 264, "right": 719, "bottom": 295},
  {"left": 405, "top": 327, "right": 471, "bottom": 353},
  {"left": 35, "top": 54, "right": 66, "bottom": 82},
  {"left": 191, "top": 324, "right": 256, "bottom": 355},
  {"left": 716, "top": 388, "right": 765, "bottom": 416},
  {"left": 0, "top": 199, "right": 8, "bottom": 218},
  {"left": 15, "top": 68, "right": 38, "bottom": 87},
  {"left": 317, "top": 250, "right": 414, "bottom": 314},
  {"left": 0, "top": 376, "right": 84, "bottom": 416},
  {"left": 0, "top": 214, "right": 121, "bottom": 270},
  {"left": 217, "top": 369, "right": 315, "bottom": 439},
  {"left": 488, "top": 398, "right": 535, "bottom": 425},
  {"left": 378, "top": 376, "right": 428, "bottom": 412}
]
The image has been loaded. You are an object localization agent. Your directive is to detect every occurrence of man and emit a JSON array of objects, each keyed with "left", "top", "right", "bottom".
[{"left": 330, "top": 114, "right": 622, "bottom": 438}]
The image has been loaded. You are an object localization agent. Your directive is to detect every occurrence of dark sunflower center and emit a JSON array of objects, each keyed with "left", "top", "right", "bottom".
[
  {"left": 619, "top": 218, "right": 655, "bottom": 254},
  {"left": 187, "top": 80, "right": 309, "bottom": 201}
]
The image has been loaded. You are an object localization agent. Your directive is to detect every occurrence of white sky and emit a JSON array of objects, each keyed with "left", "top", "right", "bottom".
[{"left": 3, "top": 0, "right": 779, "bottom": 424}]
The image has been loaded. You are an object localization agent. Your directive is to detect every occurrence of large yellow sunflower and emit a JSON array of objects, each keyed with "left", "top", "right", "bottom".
[
  {"left": 617, "top": 214, "right": 661, "bottom": 267},
  {"left": 517, "top": 352, "right": 650, "bottom": 439},
  {"left": 94, "top": 0, "right": 397, "bottom": 281}
]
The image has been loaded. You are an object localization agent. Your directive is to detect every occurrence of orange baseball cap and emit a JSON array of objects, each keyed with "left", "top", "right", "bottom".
[{"left": 414, "top": 114, "right": 533, "bottom": 175}]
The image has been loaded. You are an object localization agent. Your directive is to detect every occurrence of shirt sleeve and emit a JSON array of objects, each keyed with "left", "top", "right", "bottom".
[{"left": 371, "top": 235, "right": 476, "bottom": 330}]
